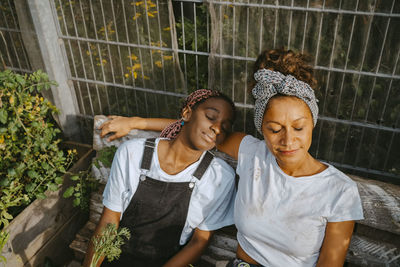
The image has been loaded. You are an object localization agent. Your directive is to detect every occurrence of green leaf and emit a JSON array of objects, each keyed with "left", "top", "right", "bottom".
[
  {"left": 2, "top": 211, "right": 13, "bottom": 220},
  {"left": 25, "top": 183, "right": 37, "bottom": 192},
  {"left": 48, "top": 183, "right": 58, "bottom": 191},
  {"left": 73, "top": 198, "right": 80, "bottom": 207},
  {"left": 0, "top": 109, "right": 7, "bottom": 124},
  {"left": 55, "top": 177, "right": 64, "bottom": 185},
  {"left": 0, "top": 178, "right": 9, "bottom": 187},
  {"left": 70, "top": 175, "right": 79, "bottom": 181},
  {"left": 35, "top": 192, "right": 46, "bottom": 199},
  {"left": 27, "top": 170, "right": 38, "bottom": 178},
  {"left": 63, "top": 186, "right": 74, "bottom": 198}
]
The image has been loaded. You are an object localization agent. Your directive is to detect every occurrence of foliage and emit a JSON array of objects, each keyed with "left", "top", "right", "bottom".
[
  {"left": 63, "top": 170, "right": 99, "bottom": 211},
  {"left": 0, "top": 70, "right": 75, "bottom": 230},
  {"left": 0, "top": 231, "right": 9, "bottom": 264},
  {"left": 94, "top": 146, "right": 118, "bottom": 169},
  {"left": 90, "top": 223, "right": 131, "bottom": 267}
]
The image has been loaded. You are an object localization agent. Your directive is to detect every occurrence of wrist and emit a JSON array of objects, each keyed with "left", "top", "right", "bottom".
[{"left": 129, "top": 116, "right": 142, "bottom": 130}]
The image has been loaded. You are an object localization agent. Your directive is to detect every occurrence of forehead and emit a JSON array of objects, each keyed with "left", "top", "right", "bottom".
[
  {"left": 197, "top": 97, "right": 233, "bottom": 115},
  {"left": 263, "top": 96, "right": 312, "bottom": 122}
]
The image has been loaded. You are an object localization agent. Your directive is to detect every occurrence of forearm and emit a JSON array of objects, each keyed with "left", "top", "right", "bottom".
[
  {"left": 133, "top": 117, "right": 176, "bottom": 131},
  {"left": 163, "top": 229, "right": 213, "bottom": 267},
  {"left": 83, "top": 207, "right": 121, "bottom": 267}
]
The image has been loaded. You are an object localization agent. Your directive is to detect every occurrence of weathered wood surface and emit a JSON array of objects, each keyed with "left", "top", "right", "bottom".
[
  {"left": 70, "top": 117, "right": 400, "bottom": 266},
  {"left": 2, "top": 144, "right": 94, "bottom": 267},
  {"left": 351, "top": 176, "right": 400, "bottom": 235}
]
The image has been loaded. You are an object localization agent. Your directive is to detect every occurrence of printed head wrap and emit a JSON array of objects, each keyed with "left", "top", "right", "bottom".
[
  {"left": 253, "top": 68, "right": 319, "bottom": 135},
  {"left": 160, "top": 89, "right": 221, "bottom": 139}
]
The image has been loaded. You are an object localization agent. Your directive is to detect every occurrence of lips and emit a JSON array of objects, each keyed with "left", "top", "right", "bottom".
[
  {"left": 202, "top": 132, "right": 216, "bottom": 144},
  {"left": 278, "top": 149, "right": 298, "bottom": 155}
]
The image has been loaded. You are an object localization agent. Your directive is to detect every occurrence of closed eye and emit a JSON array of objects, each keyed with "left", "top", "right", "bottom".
[
  {"left": 270, "top": 128, "right": 281, "bottom": 133},
  {"left": 294, "top": 127, "right": 303, "bottom": 131}
]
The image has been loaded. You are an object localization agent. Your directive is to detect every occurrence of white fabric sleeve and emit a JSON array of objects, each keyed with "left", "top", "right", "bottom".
[
  {"left": 328, "top": 184, "right": 364, "bottom": 222},
  {"left": 102, "top": 144, "right": 129, "bottom": 213},
  {"left": 237, "top": 135, "right": 262, "bottom": 175},
  {"left": 196, "top": 162, "right": 236, "bottom": 231}
]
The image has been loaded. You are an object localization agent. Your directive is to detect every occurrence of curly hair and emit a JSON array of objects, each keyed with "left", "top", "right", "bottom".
[{"left": 252, "top": 48, "right": 317, "bottom": 89}]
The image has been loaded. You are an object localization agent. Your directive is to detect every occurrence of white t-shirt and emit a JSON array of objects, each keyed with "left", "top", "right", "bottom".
[
  {"left": 103, "top": 138, "right": 236, "bottom": 245},
  {"left": 235, "top": 135, "right": 364, "bottom": 266}
]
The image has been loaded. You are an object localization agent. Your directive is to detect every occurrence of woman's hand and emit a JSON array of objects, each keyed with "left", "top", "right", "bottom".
[
  {"left": 316, "top": 220, "right": 355, "bottom": 267},
  {"left": 99, "top": 116, "right": 139, "bottom": 141},
  {"left": 99, "top": 116, "right": 176, "bottom": 142},
  {"left": 163, "top": 228, "right": 213, "bottom": 267},
  {"left": 83, "top": 207, "right": 121, "bottom": 267}
]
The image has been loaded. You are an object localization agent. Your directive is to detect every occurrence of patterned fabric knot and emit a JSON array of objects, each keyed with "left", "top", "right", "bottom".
[{"left": 252, "top": 69, "right": 319, "bottom": 135}]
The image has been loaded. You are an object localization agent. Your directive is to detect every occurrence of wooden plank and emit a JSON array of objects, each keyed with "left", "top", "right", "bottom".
[
  {"left": 27, "top": 210, "right": 87, "bottom": 266},
  {"left": 351, "top": 175, "right": 400, "bottom": 235},
  {"left": 347, "top": 234, "right": 400, "bottom": 266},
  {"left": 2, "top": 145, "right": 94, "bottom": 267}
]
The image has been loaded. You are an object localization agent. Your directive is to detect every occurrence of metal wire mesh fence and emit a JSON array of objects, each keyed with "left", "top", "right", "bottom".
[
  {"left": 0, "top": 0, "right": 32, "bottom": 74},
  {"left": 0, "top": 0, "right": 399, "bottom": 182}
]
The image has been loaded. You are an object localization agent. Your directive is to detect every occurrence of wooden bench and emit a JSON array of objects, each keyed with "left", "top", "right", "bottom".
[{"left": 70, "top": 115, "right": 400, "bottom": 266}]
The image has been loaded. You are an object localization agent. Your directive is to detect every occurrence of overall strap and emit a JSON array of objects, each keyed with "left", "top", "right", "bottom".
[
  {"left": 140, "top": 138, "right": 156, "bottom": 171},
  {"left": 192, "top": 151, "right": 214, "bottom": 181}
]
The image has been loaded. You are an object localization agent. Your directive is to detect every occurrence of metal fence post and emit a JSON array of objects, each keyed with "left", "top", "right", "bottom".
[{"left": 26, "top": 0, "right": 80, "bottom": 140}]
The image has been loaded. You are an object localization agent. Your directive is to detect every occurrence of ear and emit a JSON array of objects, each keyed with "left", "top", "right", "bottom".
[{"left": 181, "top": 106, "right": 193, "bottom": 122}]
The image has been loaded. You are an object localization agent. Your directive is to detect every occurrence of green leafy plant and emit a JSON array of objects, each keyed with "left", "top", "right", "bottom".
[
  {"left": 63, "top": 170, "right": 99, "bottom": 211},
  {"left": 94, "top": 146, "right": 118, "bottom": 168},
  {"left": 0, "top": 231, "right": 9, "bottom": 265},
  {"left": 0, "top": 70, "right": 75, "bottom": 230},
  {"left": 90, "top": 223, "right": 131, "bottom": 267}
]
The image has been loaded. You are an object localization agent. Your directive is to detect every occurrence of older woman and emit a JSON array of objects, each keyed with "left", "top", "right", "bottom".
[{"left": 100, "top": 49, "right": 363, "bottom": 267}]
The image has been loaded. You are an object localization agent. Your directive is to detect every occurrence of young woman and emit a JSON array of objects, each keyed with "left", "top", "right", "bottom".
[
  {"left": 100, "top": 49, "right": 364, "bottom": 267},
  {"left": 84, "top": 89, "right": 237, "bottom": 267}
]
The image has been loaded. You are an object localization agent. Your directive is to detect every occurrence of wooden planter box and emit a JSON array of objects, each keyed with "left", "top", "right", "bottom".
[{"left": 1, "top": 142, "right": 95, "bottom": 267}]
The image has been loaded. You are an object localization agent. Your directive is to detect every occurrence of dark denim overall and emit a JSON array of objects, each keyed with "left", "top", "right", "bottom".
[{"left": 102, "top": 138, "right": 214, "bottom": 267}]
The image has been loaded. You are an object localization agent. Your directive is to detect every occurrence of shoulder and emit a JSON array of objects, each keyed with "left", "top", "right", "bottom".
[
  {"left": 210, "top": 156, "right": 236, "bottom": 176},
  {"left": 239, "top": 135, "right": 266, "bottom": 155},
  {"left": 320, "top": 164, "right": 360, "bottom": 196},
  {"left": 200, "top": 154, "right": 236, "bottom": 187},
  {"left": 115, "top": 138, "right": 148, "bottom": 156}
]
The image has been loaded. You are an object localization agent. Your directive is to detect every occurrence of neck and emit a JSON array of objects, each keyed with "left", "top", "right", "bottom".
[
  {"left": 276, "top": 153, "right": 324, "bottom": 177},
  {"left": 157, "top": 137, "right": 204, "bottom": 175}
]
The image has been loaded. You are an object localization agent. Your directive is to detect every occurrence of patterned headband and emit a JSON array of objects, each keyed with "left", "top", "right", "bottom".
[
  {"left": 252, "top": 68, "right": 319, "bottom": 135},
  {"left": 160, "top": 89, "right": 221, "bottom": 139}
]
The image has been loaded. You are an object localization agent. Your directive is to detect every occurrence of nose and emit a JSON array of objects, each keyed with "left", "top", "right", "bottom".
[
  {"left": 280, "top": 128, "right": 294, "bottom": 147},
  {"left": 211, "top": 122, "right": 221, "bottom": 135}
]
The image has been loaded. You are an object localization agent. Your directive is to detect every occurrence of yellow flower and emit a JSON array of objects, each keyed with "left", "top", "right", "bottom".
[
  {"left": 36, "top": 107, "right": 40, "bottom": 112},
  {"left": 134, "top": 1, "right": 143, "bottom": 6},
  {"left": 0, "top": 135, "right": 4, "bottom": 144},
  {"left": 163, "top": 55, "right": 173, "bottom": 60},
  {"left": 68, "top": 150, "right": 72, "bottom": 155},
  {"left": 224, "top": 14, "right": 228, "bottom": 19},
  {"left": 127, "top": 54, "right": 138, "bottom": 61},
  {"left": 133, "top": 72, "right": 138, "bottom": 79},
  {"left": 73, "top": 149, "right": 77, "bottom": 153},
  {"left": 133, "top": 13, "right": 141, "bottom": 20},
  {"left": 125, "top": 73, "right": 129, "bottom": 78},
  {"left": 132, "top": 63, "right": 141, "bottom": 70},
  {"left": 147, "top": 11, "right": 157, "bottom": 17},
  {"left": 17, "top": 107, "right": 23, "bottom": 114},
  {"left": 163, "top": 27, "right": 170, "bottom": 31},
  {"left": 102, "top": 59, "right": 107, "bottom": 65},
  {"left": 155, "top": 61, "right": 162, "bottom": 68},
  {"left": 9, "top": 96, "right": 14, "bottom": 104},
  {"left": 143, "top": 75, "right": 150, "bottom": 80},
  {"left": 40, "top": 97, "right": 44, "bottom": 102}
]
